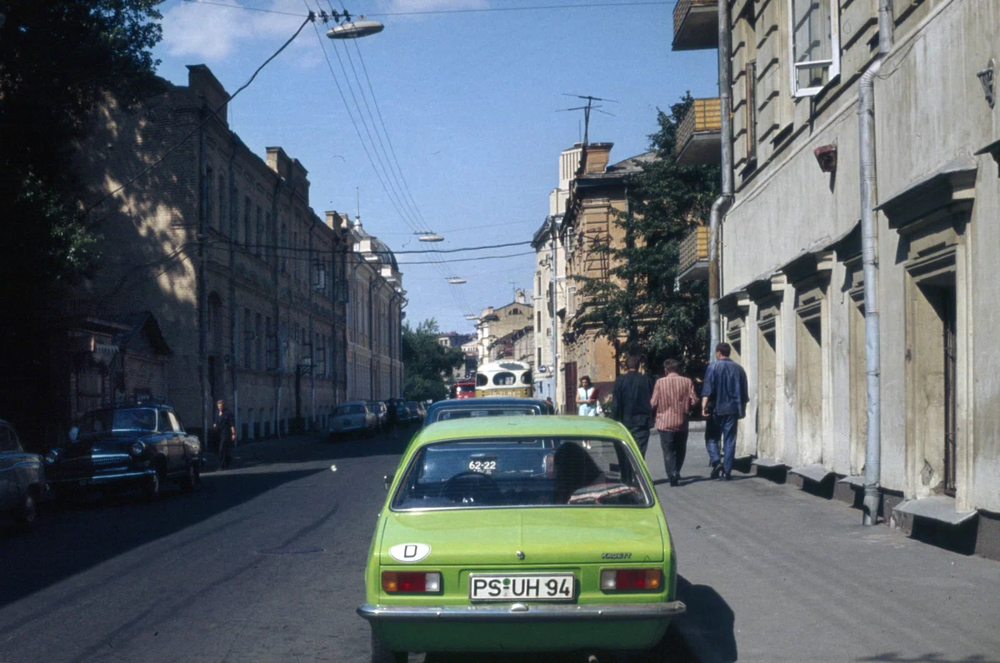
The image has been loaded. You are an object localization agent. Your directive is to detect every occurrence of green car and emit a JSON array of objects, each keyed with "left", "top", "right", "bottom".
[{"left": 358, "top": 416, "right": 685, "bottom": 661}]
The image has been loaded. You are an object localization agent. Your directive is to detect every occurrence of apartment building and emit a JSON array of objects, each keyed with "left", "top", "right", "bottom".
[
  {"left": 559, "top": 143, "right": 654, "bottom": 403},
  {"left": 674, "top": 0, "right": 1000, "bottom": 556},
  {"left": 67, "top": 64, "right": 404, "bottom": 439},
  {"left": 473, "top": 294, "right": 534, "bottom": 366}
]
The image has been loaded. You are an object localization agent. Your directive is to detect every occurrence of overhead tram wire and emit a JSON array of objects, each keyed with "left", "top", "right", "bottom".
[
  {"left": 182, "top": 1, "right": 678, "bottom": 18},
  {"left": 329, "top": 0, "right": 429, "bottom": 232},
  {"left": 83, "top": 13, "right": 314, "bottom": 217}
]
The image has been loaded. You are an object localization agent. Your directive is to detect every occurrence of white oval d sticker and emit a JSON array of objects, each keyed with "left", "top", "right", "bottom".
[{"left": 389, "top": 543, "right": 431, "bottom": 563}]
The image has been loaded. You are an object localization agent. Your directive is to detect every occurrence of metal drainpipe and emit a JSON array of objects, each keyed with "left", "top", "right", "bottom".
[
  {"left": 859, "top": 0, "right": 893, "bottom": 526},
  {"left": 197, "top": 103, "right": 209, "bottom": 443},
  {"left": 271, "top": 177, "right": 283, "bottom": 438},
  {"left": 308, "top": 219, "right": 316, "bottom": 432},
  {"left": 551, "top": 217, "right": 559, "bottom": 410},
  {"left": 228, "top": 137, "right": 238, "bottom": 442},
  {"left": 708, "top": 0, "right": 735, "bottom": 362}
]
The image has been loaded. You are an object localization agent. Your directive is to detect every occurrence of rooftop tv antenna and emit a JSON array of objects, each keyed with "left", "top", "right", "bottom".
[{"left": 557, "top": 94, "right": 617, "bottom": 147}]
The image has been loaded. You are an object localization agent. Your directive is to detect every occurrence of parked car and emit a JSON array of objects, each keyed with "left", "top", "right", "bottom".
[
  {"left": 360, "top": 416, "right": 684, "bottom": 661},
  {"left": 329, "top": 401, "right": 378, "bottom": 440},
  {"left": 0, "top": 420, "right": 44, "bottom": 531},
  {"left": 367, "top": 401, "right": 389, "bottom": 433},
  {"left": 46, "top": 404, "right": 202, "bottom": 500},
  {"left": 422, "top": 397, "right": 555, "bottom": 428},
  {"left": 401, "top": 401, "right": 425, "bottom": 425}
]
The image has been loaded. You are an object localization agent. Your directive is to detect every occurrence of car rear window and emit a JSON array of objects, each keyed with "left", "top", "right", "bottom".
[
  {"left": 336, "top": 405, "right": 366, "bottom": 416},
  {"left": 434, "top": 408, "right": 538, "bottom": 422},
  {"left": 391, "top": 438, "right": 650, "bottom": 510}
]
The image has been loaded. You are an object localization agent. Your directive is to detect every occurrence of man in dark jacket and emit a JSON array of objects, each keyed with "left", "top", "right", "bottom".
[
  {"left": 701, "top": 343, "right": 749, "bottom": 481},
  {"left": 213, "top": 399, "right": 236, "bottom": 470},
  {"left": 613, "top": 355, "right": 653, "bottom": 456}
]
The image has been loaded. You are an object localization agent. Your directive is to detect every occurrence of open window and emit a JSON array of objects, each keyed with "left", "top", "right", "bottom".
[{"left": 788, "top": 0, "right": 840, "bottom": 97}]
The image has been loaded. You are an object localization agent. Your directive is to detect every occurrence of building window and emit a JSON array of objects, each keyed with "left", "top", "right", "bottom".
[
  {"left": 244, "top": 196, "right": 252, "bottom": 249},
  {"left": 265, "top": 212, "right": 273, "bottom": 264},
  {"left": 280, "top": 224, "right": 288, "bottom": 273},
  {"left": 204, "top": 165, "right": 214, "bottom": 227},
  {"left": 244, "top": 309, "right": 252, "bottom": 369},
  {"left": 256, "top": 205, "right": 263, "bottom": 258},
  {"left": 255, "top": 313, "right": 263, "bottom": 370},
  {"left": 218, "top": 175, "right": 226, "bottom": 234},
  {"left": 788, "top": 0, "right": 840, "bottom": 97},
  {"left": 293, "top": 231, "right": 299, "bottom": 281}
]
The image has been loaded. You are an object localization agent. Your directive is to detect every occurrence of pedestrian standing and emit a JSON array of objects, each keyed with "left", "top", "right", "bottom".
[
  {"left": 213, "top": 399, "right": 236, "bottom": 470},
  {"left": 612, "top": 356, "right": 653, "bottom": 456},
  {"left": 576, "top": 376, "right": 599, "bottom": 416},
  {"left": 701, "top": 343, "right": 749, "bottom": 481},
  {"left": 650, "top": 359, "right": 700, "bottom": 486}
]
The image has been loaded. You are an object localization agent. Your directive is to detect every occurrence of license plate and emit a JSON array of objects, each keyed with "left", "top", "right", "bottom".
[{"left": 469, "top": 573, "right": 575, "bottom": 602}]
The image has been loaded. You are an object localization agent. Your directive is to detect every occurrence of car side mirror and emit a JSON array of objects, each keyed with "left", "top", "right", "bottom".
[{"left": 383, "top": 473, "right": 394, "bottom": 491}]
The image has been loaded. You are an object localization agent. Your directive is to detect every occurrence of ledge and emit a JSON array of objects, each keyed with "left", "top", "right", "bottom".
[
  {"left": 893, "top": 495, "right": 978, "bottom": 526},
  {"left": 789, "top": 463, "right": 834, "bottom": 484},
  {"left": 752, "top": 457, "right": 786, "bottom": 469},
  {"left": 837, "top": 475, "right": 866, "bottom": 488},
  {"left": 875, "top": 156, "right": 977, "bottom": 229}
]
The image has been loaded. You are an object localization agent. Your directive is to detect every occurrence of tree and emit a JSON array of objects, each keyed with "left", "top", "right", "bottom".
[
  {"left": 402, "top": 319, "right": 465, "bottom": 402},
  {"left": 0, "top": 1, "right": 164, "bottom": 439},
  {"left": 570, "top": 94, "right": 720, "bottom": 376},
  {"left": 0, "top": 1, "right": 164, "bottom": 303}
]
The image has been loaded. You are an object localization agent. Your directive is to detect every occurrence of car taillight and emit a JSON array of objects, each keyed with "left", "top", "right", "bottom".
[
  {"left": 600, "top": 568, "right": 662, "bottom": 592},
  {"left": 382, "top": 571, "right": 441, "bottom": 593}
]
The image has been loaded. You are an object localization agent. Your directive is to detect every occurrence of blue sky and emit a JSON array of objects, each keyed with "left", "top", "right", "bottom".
[{"left": 154, "top": 0, "right": 718, "bottom": 334}]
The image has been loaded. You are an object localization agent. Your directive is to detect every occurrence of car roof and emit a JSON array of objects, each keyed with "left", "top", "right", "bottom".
[{"left": 413, "top": 415, "right": 631, "bottom": 446}]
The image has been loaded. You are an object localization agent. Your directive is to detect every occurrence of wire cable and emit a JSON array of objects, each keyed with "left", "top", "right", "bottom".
[
  {"left": 181, "top": 0, "right": 677, "bottom": 18},
  {"left": 84, "top": 13, "right": 314, "bottom": 217}
]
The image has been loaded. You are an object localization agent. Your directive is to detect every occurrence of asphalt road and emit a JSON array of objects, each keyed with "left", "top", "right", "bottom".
[{"left": 0, "top": 429, "right": 693, "bottom": 663}]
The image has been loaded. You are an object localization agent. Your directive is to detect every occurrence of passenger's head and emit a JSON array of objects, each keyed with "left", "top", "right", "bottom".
[
  {"left": 715, "top": 342, "right": 732, "bottom": 359},
  {"left": 663, "top": 359, "right": 681, "bottom": 375},
  {"left": 625, "top": 355, "right": 641, "bottom": 371}
]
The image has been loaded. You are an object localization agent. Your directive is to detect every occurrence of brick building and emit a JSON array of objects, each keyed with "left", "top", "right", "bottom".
[{"left": 68, "top": 64, "right": 404, "bottom": 439}]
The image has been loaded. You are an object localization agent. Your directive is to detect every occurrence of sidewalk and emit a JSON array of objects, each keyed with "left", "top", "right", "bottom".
[{"left": 646, "top": 428, "right": 1000, "bottom": 662}]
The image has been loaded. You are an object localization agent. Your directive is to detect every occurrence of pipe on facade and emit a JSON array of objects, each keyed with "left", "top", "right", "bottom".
[
  {"left": 308, "top": 218, "right": 316, "bottom": 431},
  {"left": 197, "top": 104, "right": 210, "bottom": 442},
  {"left": 708, "top": 0, "right": 735, "bottom": 361},
  {"left": 859, "top": 0, "right": 893, "bottom": 526},
  {"left": 227, "top": 137, "right": 238, "bottom": 443},
  {"left": 271, "top": 177, "right": 283, "bottom": 438}
]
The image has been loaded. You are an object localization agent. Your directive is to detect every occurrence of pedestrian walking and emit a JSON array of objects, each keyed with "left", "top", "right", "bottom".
[
  {"left": 701, "top": 343, "right": 749, "bottom": 481},
  {"left": 650, "top": 359, "right": 700, "bottom": 486},
  {"left": 213, "top": 399, "right": 236, "bottom": 470},
  {"left": 612, "top": 356, "right": 653, "bottom": 456},
  {"left": 576, "top": 376, "right": 599, "bottom": 416}
]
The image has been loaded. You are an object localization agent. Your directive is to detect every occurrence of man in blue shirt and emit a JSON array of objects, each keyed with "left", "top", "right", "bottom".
[{"left": 701, "top": 343, "right": 749, "bottom": 481}]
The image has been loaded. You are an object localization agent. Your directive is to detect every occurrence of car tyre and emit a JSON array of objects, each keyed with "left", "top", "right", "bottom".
[
  {"left": 144, "top": 471, "right": 162, "bottom": 501},
  {"left": 370, "top": 630, "right": 405, "bottom": 663},
  {"left": 181, "top": 464, "right": 200, "bottom": 492},
  {"left": 13, "top": 491, "right": 39, "bottom": 531}
]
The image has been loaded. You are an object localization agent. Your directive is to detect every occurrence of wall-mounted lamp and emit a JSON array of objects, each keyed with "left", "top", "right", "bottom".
[
  {"left": 814, "top": 144, "right": 838, "bottom": 173},
  {"left": 977, "top": 59, "right": 995, "bottom": 109}
]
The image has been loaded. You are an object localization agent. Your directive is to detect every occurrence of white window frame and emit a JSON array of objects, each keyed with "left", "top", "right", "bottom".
[{"left": 787, "top": 0, "right": 841, "bottom": 98}]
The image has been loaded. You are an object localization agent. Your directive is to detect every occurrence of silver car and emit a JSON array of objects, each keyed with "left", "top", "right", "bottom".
[
  {"left": 0, "top": 419, "right": 44, "bottom": 531},
  {"left": 328, "top": 402, "right": 377, "bottom": 440}
]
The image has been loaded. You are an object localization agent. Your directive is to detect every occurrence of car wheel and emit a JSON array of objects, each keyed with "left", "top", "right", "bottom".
[
  {"left": 370, "top": 630, "right": 406, "bottom": 663},
  {"left": 143, "top": 472, "right": 162, "bottom": 501},
  {"left": 13, "top": 491, "right": 38, "bottom": 531},
  {"left": 181, "top": 464, "right": 200, "bottom": 492}
]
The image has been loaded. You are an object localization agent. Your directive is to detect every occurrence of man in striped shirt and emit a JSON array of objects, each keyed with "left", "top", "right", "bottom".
[{"left": 650, "top": 359, "right": 700, "bottom": 487}]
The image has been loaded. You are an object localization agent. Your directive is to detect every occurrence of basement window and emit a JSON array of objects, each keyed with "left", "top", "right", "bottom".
[{"left": 788, "top": 0, "right": 840, "bottom": 97}]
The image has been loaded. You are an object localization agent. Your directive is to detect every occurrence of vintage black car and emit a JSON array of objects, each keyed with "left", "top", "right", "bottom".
[
  {"left": 46, "top": 404, "right": 202, "bottom": 500},
  {"left": 0, "top": 419, "right": 44, "bottom": 531}
]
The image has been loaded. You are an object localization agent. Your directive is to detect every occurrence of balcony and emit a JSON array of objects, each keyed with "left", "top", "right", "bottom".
[
  {"left": 675, "top": 98, "right": 722, "bottom": 167},
  {"left": 672, "top": 0, "right": 719, "bottom": 51},
  {"left": 677, "top": 225, "right": 709, "bottom": 282}
]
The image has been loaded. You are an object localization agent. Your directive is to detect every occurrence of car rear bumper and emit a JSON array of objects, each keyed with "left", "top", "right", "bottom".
[
  {"left": 358, "top": 601, "right": 685, "bottom": 623},
  {"left": 360, "top": 601, "right": 685, "bottom": 652}
]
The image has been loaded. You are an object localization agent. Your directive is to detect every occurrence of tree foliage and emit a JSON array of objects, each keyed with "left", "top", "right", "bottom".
[
  {"left": 0, "top": 0, "right": 165, "bottom": 308},
  {"left": 570, "top": 94, "right": 720, "bottom": 376},
  {"left": 402, "top": 319, "right": 465, "bottom": 402}
]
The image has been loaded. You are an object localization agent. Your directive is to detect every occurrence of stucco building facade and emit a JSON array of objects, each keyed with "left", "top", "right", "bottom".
[{"left": 674, "top": 0, "right": 1000, "bottom": 553}]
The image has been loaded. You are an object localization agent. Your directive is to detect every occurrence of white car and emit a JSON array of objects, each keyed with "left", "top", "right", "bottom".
[{"left": 329, "top": 402, "right": 377, "bottom": 440}]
